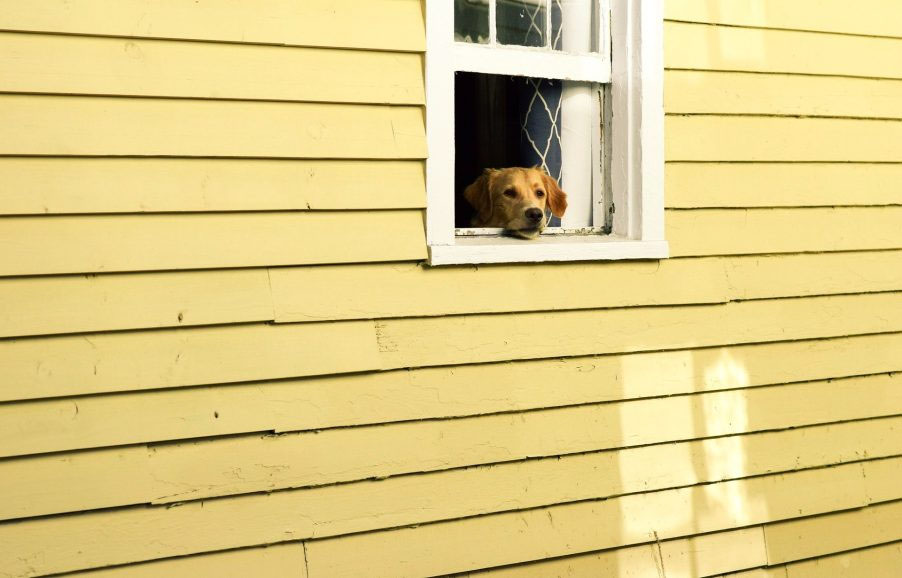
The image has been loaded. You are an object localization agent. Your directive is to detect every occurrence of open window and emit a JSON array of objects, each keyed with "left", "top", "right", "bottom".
[{"left": 426, "top": 0, "right": 668, "bottom": 265}]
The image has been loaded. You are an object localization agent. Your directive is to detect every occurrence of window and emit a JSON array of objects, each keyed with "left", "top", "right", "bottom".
[{"left": 426, "top": 0, "right": 668, "bottom": 265}]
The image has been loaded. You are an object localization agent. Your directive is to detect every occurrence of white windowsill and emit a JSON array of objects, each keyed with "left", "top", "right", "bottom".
[{"left": 428, "top": 236, "right": 669, "bottom": 266}]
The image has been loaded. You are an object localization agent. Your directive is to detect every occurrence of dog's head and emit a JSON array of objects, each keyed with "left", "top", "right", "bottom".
[{"left": 463, "top": 167, "right": 568, "bottom": 239}]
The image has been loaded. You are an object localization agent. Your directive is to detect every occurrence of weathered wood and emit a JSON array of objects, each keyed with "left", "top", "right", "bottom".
[
  {"left": 666, "top": 0, "right": 902, "bottom": 39},
  {"left": 666, "top": 163, "right": 902, "bottom": 208},
  {"left": 468, "top": 543, "right": 661, "bottom": 577},
  {"left": 786, "top": 541, "right": 902, "bottom": 578},
  {"left": 0, "top": 95, "right": 426, "bottom": 158},
  {"left": 66, "top": 544, "right": 307, "bottom": 578},
  {"left": 4, "top": 333, "right": 900, "bottom": 456},
  {"left": 270, "top": 258, "right": 729, "bottom": 322},
  {"left": 659, "top": 527, "right": 767, "bottom": 578},
  {"left": 666, "top": 70, "right": 902, "bottom": 118},
  {"left": 302, "top": 461, "right": 876, "bottom": 577},
  {"left": 0, "top": 32, "right": 423, "bottom": 104},
  {"left": 1, "top": 453, "right": 890, "bottom": 576},
  {"left": 666, "top": 21, "right": 902, "bottom": 79},
  {"left": 375, "top": 292, "right": 902, "bottom": 369},
  {"left": 3, "top": 377, "right": 898, "bottom": 518},
  {"left": 0, "top": 0, "right": 425, "bottom": 52},
  {"left": 667, "top": 208, "right": 902, "bottom": 256},
  {"left": 0, "top": 211, "right": 426, "bottom": 276},
  {"left": 764, "top": 500, "right": 902, "bottom": 565},
  {"left": 0, "top": 321, "right": 381, "bottom": 402},
  {"left": 0, "top": 158, "right": 426, "bottom": 215},
  {"left": 667, "top": 116, "right": 902, "bottom": 162},
  {"left": 0, "top": 269, "right": 274, "bottom": 338}
]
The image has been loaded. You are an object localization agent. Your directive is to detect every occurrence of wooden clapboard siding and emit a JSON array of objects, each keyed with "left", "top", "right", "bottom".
[
  {"left": 2, "top": 449, "right": 896, "bottom": 576},
  {"left": 69, "top": 544, "right": 308, "bottom": 578},
  {"left": 0, "top": 211, "right": 426, "bottom": 276},
  {"left": 0, "top": 158, "right": 426, "bottom": 215},
  {"left": 3, "top": 379, "right": 899, "bottom": 519},
  {"left": 667, "top": 116, "right": 902, "bottom": 162},
  {"left": 270, "top": 251, "right": 902, "bottom": 323},
  {"left": 668, "top": 207, "right": 902, "bottom": 256},
  {"left": 4, "top": 332, "right": 900, "bottom": 458},
  {"left": 665, "top": 21, "right": 902, "bottom": 79},
  {"left": 666, "top": 163, "right": 902, "bottom": 208},
  {"left": 302, "top": 460, "right": 881, "bottom": 577},
  {"left": 666, "top": 0, "right": 902, "bottom": 38},
  {"left": 0, "top": 32, "right": 424, "bottom": 104},
  {"left": 723, "top": 251, "right": 902, "bottom": 299},
  {"left": 375, "top": 292, "right": 902, "bottom": 369},
  {"left": 765, "top": 500, "right": 902, "bottom": 565},
  {"left": 0, "top": 321, "right": 381, "bottom": 402},
  {"left": 666, "top": 70, "right": 902, "bottom": 118},
  {"left": 0, "top": 95, "right": 426, "bottom": 158},
  {"left": 3, "top": 333, "right": 901, "bottom": 458},
  {"left": 3, "top": 292, "right": 900, "bottom": 403},
  {"left": 2, "top": 0, "right": 901, "bottom": 576},
  {"left": 779, "top": 541, "right": 902, "bottom": 578},
  {"left": 0, "top": 0, "right": 425, "bottom": 52},
  {"left": 0, "top": 269, "right": 275, "bottom": 338}
]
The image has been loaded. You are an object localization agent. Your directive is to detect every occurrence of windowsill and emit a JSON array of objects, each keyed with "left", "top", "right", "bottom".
[{"left": 427, "top": 236, "right": 669, "bottom": 266}]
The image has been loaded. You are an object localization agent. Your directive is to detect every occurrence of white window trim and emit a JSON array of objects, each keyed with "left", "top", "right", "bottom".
[{"left": 425, "top": 0, "right": 668, "bottom": 266}]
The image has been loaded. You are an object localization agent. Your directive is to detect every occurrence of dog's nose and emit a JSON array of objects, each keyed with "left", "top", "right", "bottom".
[{"left": 525, "top": 208, "right": 543, "bottom": 223}]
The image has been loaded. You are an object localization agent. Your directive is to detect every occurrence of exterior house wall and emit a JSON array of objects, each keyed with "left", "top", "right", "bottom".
[{"left": 1, "top": 1, "right": 901, "bottom": 576}]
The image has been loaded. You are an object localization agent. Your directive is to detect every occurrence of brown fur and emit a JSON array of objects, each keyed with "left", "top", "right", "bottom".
[{"left": 463, "top": 167, "right": 568, "bottom": 239}]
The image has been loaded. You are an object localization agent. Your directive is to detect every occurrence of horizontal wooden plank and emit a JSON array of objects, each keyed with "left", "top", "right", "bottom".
[
  {"left": 665, "top": 0, "right": 902, "bottom": 38},
  {"left": 375, "top": 292, "right": 902, "bottom": 369},
  {"left": 0, "top": 269, "right": 274, "bottom": 338},
  {"left": 270, "top": 251, "right": 902, "bottom": 326},
  {"left": 666, "top": 163, "right": 902, "bottom": 208},
  {"left": 0, "top": 321, "right": 381, "bottom": 403},
  {"left": 69, "top": 544, "right": 307, "bottom": 578},
  {"left": 0, "top": 95, "right": 426, "bottom": 158},
  {"left": 1, "top": 446, "right": 889, "bottom": 576},
  {"left": 666, "top": 70, "right": 902, "bottom": 118},
  {"left": 724, "top": 251, "right": 902, "bottom": 300},
  {"left": 303, "top": 461, "right": 876, "bottom": 577},
  {"left": 765, "top": 500, "right": 902, "bottom": 565},
  {"left": 784, "top": 541, "right": 902, "bottom": 578},
  {"left": 5, "top": 333, "right": 900, "bottom": 457},
  {"left": 271, "top": 258, "right": 728, "bottom": 322},
  {"left": 667, "top": 208, "right": 902, "bottom": 257},
  {"left": 0, "top": 0, "right": 425, "bottom": 52},
  {"left": 0, "top": 211, "right": 426, "bottom": 276},
  {"left": 660, "top": 527, "right": 767, "bottom": 578},
  {"left": 468, "top": 543, "right": 661, "bottom": 577},
  {"left": 665, "top": 21, "right": 902, "bottom": 79},
  {"left": 0, "top": 158, "right": 426, "bottom": 215},
  {"left": 862, "top": 457, "right": 902, "bottom": 504},
  {"left": 667, "top": 116, "right": 902, "bottom": 162},
  {"left": 4, "top": 377, "right": 898, "bottom": 517},
  {"left": 0, "top": 32, "right": 423, "bottom": 104}
]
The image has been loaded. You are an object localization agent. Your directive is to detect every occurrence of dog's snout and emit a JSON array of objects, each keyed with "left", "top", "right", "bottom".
[{"left": 525, "top": 208, "right": 543, "bottom": 222}]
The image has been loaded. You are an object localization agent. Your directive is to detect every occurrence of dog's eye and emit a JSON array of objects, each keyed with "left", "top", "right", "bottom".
[
  {"left": 535, "top": 190, "right": 545, "bottom": 197},
  {"left": 503, "top": 189, "right": 517, "bottom": 198}
]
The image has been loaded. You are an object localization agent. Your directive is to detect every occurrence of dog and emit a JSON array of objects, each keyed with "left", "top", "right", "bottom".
[{"left": 463, "top": 167, "right": 567, "bottom": 239}]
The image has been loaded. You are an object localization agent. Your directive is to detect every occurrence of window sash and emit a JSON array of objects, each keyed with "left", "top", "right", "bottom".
[{"left": 452, "top": 43, "right": 610, "bottom": 83}]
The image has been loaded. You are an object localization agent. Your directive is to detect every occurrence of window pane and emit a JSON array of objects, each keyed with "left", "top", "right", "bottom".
[
  {"left": 455, "top": 0, "right": 490, "bottom": 44},
  {"left": 553, "top": 0, "right": 598, "bottom": 53},
  {"left": 497, "top": 0, "right": 547, "bottom": 48}
]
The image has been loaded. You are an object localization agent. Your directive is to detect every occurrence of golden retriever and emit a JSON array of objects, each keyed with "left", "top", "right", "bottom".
[{"left": 463, "top": 167, "right": 568, "bottom": 239}]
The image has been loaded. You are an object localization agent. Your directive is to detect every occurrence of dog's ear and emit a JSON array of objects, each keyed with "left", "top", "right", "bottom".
[
  {"left": 464, "top": 169, "right": 497, "bottom": 225},
  {"left": 542, "top": 173, "right": 568, "bottom": 218}
]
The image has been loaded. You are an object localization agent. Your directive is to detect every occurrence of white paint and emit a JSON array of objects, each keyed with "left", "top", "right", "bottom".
[{"left": 426, "top": 0, "right": 666, "bottom": 264}]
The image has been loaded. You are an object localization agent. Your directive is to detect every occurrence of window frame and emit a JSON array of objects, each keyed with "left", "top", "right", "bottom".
[{"left": 425, "top": 0, "right": 668, "bottom": 265}]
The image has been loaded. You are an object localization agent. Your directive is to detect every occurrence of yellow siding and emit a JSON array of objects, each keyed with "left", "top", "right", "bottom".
[{"left": 1, "top": 2, "right": 900, "bottom": 578}]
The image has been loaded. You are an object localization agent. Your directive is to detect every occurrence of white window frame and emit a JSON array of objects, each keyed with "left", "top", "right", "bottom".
[{"left": 426, "top": 0, "right": 668, "bottom": 265}]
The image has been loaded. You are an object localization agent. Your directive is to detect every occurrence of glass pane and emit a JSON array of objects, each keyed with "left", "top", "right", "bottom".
[
  {"left": 553, "top": 0, "right": 598, "bottom": 53},
  {"left": 497, "top": 0, "right": 547, "bottom": 48},
  {"left": 455, "top": 0, "right": 489, "bottom": 44}
]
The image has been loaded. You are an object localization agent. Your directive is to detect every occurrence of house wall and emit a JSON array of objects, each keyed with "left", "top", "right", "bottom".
[{"left": 1, "top": 1, "right": 901, "bottom": 576}]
